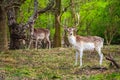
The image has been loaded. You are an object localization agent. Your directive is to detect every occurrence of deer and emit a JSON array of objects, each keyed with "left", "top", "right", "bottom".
[
  {"left": 25, "top": 21, "right": 51, "bottom": 49},
  {"left": 58, "top": 13, "right": 104, "bottom": 67},
  {"left": 28, "top": 28, "right": 51, "bottom": 49}
]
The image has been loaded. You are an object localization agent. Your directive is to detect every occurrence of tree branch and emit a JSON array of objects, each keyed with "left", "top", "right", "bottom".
[
  {"left": 4, "top": 0, "right": 26, "bottom": 10},
  {"left": 37, "top": 0, "right": 54, "bottom": 14},
  {"left": 5, "top": 2, "right": 21, "bottom": 10},
  {"left": 105, "top": 54, "right": 120, "bottom": 69},
  {"left": 27, "top": 0, "right": 54, "bottom": 24}
]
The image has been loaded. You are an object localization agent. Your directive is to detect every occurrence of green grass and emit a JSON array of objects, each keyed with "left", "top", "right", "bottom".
[{"left": 0, "top": 45, "right": 120, "bottom": 80}]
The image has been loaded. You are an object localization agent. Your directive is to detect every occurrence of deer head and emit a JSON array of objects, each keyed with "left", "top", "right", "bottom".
[{"left": 57, "top": 12, "right": 80, "bottom": 36}]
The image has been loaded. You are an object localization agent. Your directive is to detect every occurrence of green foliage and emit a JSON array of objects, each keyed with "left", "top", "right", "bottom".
[
  {"left": 18, "top": 0, "right": 34, "bottom": 23},
  {"left": 17, "top": 0, "right": 120, "bottom": 44},
  {"left": 87, "top": 72, "right": 120, "bottom": 80},
  {"left": 79, "top": 1, "right": 108, "bottom": 35}
]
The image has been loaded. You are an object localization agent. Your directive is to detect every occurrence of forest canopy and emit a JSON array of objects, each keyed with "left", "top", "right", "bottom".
[
  {"left": 0, "top": 0, "right": 120, "bottom": 50},
  {"left": 18, "top": 0, "right": 120, "bottom": 44}
]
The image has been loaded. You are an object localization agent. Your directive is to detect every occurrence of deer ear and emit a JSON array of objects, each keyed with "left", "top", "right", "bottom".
[{"left": 73, "top": 27, "right": 77, "bottom": 31}]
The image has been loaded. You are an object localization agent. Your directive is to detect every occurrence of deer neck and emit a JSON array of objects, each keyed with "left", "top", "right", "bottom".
[{"left": 68, "top": 34, "right": 76, "bottom": 46}]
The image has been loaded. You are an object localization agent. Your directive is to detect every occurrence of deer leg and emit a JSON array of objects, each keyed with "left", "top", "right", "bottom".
[
  {"left": 28, "top": 39, "right": 32, "bottom": 49},
  {"left": 96, "top": 48, "right": 103, "bottom": 65},
  {"left": 39, "top": 40, "right": 42, "bottom": 48},
  {"left": 35, "top": 39, "right": 38, "bottom": 49},
  {"left": 80, "top": 50, "right": 83, "bottom": 67},
  {"left": 48, "top": 40, "right": 51, "bottom": 49},
  {"left": 46, "top": 37, "right": 51, "bottom": 49},
  {"left": 75, "top": 50, "right": 79, "bottom": 66}
]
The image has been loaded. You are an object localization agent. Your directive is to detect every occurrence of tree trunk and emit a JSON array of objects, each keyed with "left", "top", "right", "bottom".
[
  {"left": 104, "top": 26, "right": 117, "bottom": 45},
  {"left": 0, "top": 7, "right": 8, "bottom": 51},
  {"left": 7, "top": 9, "right": 26, "bottom": 49},
  {"left": 70, "top": 0, "right": 76, "bottom": 23},
  {"left": 53, "top": 0, "right": 61, "bottom": 47},
  {"left": 7, "top": 0, "right": 54, "bottom": 49}
]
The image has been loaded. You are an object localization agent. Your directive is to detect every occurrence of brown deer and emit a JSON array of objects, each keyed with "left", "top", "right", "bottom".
[
  {"left": 28, "top": 28, "right": 51, "bottom": 49},
  {"left": 58, "top": 13, "right": 104, "bottom": 67}
]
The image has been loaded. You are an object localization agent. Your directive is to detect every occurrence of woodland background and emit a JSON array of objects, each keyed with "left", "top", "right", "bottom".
[
  {"left": 0, "top": 0, "right": 120, "bottom": 79},
  {"left": 17, "top": 0, "right": 120, "bottom": 45},
  {"left": 0, "top": 0, "right": 120, "bottom": 51}
]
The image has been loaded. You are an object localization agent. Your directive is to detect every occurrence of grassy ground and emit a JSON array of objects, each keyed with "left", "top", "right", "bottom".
[{"left": 0, "top": 45, "right": 120, "bottom": 80}]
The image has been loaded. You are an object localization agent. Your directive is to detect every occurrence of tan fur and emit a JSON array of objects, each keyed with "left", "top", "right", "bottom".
[
  {"left": 29, "top": 28, "right": 51, "bottom": 49},
  {"left": 66, "top": 27, "right": 104, "bottom": 66},
  {"left": 76, "top": 35, "right": 103, "bottom": 43}
]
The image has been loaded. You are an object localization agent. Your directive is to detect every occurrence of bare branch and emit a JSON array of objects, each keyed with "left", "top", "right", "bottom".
[
  {"left": 27, "top": 0, "right": 54, "bottom": 25},
  {"left": 5, "top": 2, "right": 21, "bottom": 10},
  {"left": 37, "top": 0, "right": 54, "bottom": 14},
  {"left": 28, "top": 0, "right": 38, "bottom": 23},
  {"left": 4, "top": 0, "right": 26, "bottom": 10},
  {"left": 105, "top": 54, "right": 120, "bottom": 69}
]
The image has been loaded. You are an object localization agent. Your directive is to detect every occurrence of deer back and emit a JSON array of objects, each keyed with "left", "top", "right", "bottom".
[
  {"left": 33, "top": 28, "right": 50, "bottom": 40},
  {"left": 76, "top": 35, "right": 104, "bottom": 47}
]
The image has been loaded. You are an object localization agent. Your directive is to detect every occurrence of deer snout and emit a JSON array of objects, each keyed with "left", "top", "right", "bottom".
[{"left": 70, "top": 33, "right": 72, "bottom": 35}]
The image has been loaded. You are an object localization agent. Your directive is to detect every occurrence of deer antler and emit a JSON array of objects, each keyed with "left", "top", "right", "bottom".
[
  {"left": 73, "top": 13, "right": 80, "bottom": 27},
  {"left": 58, "top": 12, "right": 80, "bottom": 28},
  {"left": 57, "top": 10, "right": 66, "bottom": 27}
]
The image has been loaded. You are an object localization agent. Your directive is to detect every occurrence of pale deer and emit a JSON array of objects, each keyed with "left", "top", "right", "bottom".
[
  {"left": 58, "top": 13, "right": 104, "bottom": 67},
  {"left": 65, "top": 27, "right": 104, "bottom": 67},
  {"left": 28, "top": 28, "right": 51, "bottom": 49}
]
